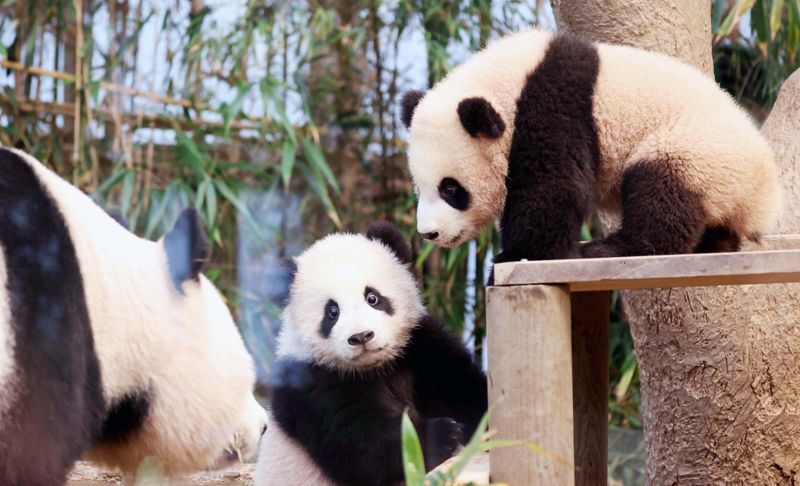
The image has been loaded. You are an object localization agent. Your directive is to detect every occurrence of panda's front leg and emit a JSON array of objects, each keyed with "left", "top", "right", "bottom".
[
  {"left": 421, "top": 417, "right": 464, "bottom": 470},
  {"left": 489, "top": 176, "right": 589, "bottom": 284}
]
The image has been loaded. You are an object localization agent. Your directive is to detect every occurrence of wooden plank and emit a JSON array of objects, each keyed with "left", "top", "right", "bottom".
[
  {"left": 494, "top": 249, "right": 800, "bottom": 291},
  {"left": 487, "top": 285, "right": 575, "bottom": 485},
  {"left": 571, "top": 291, "right": 611, "bottom": 486}
]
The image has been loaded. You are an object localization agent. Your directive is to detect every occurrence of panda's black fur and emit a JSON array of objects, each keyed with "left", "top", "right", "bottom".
[{"left": 269, "top": 222, "right": 487, "bottom": 486}]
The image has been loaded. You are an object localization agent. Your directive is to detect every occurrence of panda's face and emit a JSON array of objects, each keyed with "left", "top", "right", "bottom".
[
  {"left": 279, "top": 234, "right": 425, "bottom": 372},
  {"left": 405, "top": 93, "right": 510, "bottom": 247}
]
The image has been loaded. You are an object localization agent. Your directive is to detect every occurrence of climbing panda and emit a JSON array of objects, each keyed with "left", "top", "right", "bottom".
[
  {"left": 0, "top": 147, "right": 267, "bottom": 485},
  {"left": 400, "top": 29, "right": 781, "bottom": 268},
  {"left": 255, "top": 222, "right": 487, "bottom": 486}
]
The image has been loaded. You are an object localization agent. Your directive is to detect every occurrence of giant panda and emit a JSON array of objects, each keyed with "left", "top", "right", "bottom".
[
  {"left": 400, "top": 29, "right": 781, "bottom": 268},
  {"left": 0, "top": 147, "right": 267, "bottom": 485},
  {"left": 255, "top": 221, "right": 487, "bottom": 486}
]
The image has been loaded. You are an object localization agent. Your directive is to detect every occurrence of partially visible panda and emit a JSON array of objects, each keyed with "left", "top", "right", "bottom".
[
  {"left": 401, "top": 29, "right": 781, "bottom": 267},
  {"left": 255, "top": 222, "right": 487, "bottom": 486},
  {"left": 0, "top": 147, "right": 267, "bottom": 485}
]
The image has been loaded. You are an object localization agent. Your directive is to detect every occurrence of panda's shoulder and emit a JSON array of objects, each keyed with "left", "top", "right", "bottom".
[{"left": 405, "top": 315, "right": 465, "bottom": 362}]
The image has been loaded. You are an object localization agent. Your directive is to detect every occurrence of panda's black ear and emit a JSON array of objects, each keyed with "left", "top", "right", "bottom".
[
  {"left": 366, "top": 221, "right": 413, "bottom": 266},
  {"left": 164, "top": 208, "right": 210, "bottom": 291},
  {"left": 400, "top": 90, "right": 425, "bottom": 129},
  {"left": 457, "top": 97, "right": 505, "bottom": 139}
]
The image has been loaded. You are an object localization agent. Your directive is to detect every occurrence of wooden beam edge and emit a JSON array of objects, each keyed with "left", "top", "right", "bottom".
[{"left": 494, "top": 249, "right": 800, "bottom": 290}]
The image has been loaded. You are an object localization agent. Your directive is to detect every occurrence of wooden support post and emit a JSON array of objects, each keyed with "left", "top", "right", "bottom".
[
  {"left": 487, "top": 285, "right": 575, "bottom": 485},
  {"left": 571, "top": 291, "right": 611, "bottom": 485}
]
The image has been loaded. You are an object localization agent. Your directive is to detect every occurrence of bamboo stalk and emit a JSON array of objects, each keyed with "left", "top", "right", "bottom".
[
  {"left": 72, "top": 0, "right": 83, "bottom": 166},
  {"left": 0, "top": 96, "right": 259, "bottom": 133}
]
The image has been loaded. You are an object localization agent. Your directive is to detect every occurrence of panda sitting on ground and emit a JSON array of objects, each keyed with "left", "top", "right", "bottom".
[
  {"left": 255, "top": 222, "right": 487, "bottom": 486},
  {"left": 0, "top": 147, "right": 267, "bottom": 485},
  {"left": 400, "top": 29, "right": 781, "bottom": 271}
]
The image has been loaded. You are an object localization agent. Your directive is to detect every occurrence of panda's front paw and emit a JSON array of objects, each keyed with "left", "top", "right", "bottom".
[
  {"left": 423, "top": 417, "right": 463, "bottom": 470},
  {"left": 488, "top": 250, "right": 519, "bottom": 286},
  {"left": 492, "top": 250, "right": 519, "bottom": 265}
]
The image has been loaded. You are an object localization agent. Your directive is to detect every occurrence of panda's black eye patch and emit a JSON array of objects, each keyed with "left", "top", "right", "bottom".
[
  {"left": 364, "top": 287, "right": 394, "bottom": 315},
  {"left": 320, "top": 299, "right": 339, "bottom": 338},
  {"left": 438, "top": 177, "right": 470, "bottom": 211}
]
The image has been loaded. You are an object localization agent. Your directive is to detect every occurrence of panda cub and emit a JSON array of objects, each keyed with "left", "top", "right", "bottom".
[
  {"left": 401, "top": 29, "right": 780, "bottom": 268},
  {"left": 0, "top": 147, "right": 266, "bottom": 485},
  {"left": 256, "top": 222, "right": 487, "bottom": 486}
]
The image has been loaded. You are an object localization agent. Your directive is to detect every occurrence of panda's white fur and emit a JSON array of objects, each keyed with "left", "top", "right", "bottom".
[
  {"left": 405, "top": 29, "right": 780, "bottom": 256},
  {"left": 255, "top": 412, "right": 336, "bottom": 486},
  {"left": 0, "top": 148, "right": 267, "bottom": 478},
  {"left": 0, "top": 249, "right": 14, "bottom": 422},
  {"left": 276, "top": 232, "right": 425, "bottom": 371}
]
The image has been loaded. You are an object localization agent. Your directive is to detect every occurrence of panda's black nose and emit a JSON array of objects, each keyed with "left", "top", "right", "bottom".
[
  {"left": 422, "top": 232, "right": 439, "bottom": 241},
  {"left": 348, "top": 331, "right": 375, "bottom": 346}
]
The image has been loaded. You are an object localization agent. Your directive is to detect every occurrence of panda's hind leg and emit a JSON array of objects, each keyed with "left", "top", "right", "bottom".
[{"left": 581, "top": 161, "right": 707, "bottom": 258}]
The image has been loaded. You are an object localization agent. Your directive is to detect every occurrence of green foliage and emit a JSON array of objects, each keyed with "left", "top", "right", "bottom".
[
  {"left": 713, "top": 0, "right": 800, "bottom": 109},
  {"left": 401, "top": 409, "right": 549, "bottom": 486}
]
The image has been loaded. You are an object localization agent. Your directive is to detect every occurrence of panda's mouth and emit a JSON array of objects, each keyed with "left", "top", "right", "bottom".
[
  {"left": 441, "top": 231, "right": 465, "bottom": 247},
  {"left": 351, "top": 347, "right": 387, "bottom": 366}
]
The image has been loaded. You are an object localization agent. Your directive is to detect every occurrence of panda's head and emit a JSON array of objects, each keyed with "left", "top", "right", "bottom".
[
  {"left": 85, "top": 209, "right": 267, "bottom": 473},
  {"left": 401, "top": 90, "right": 510, "bottom": 247},
  {"left": 277, "top": 222, "right": 425, "bottom": 372}
]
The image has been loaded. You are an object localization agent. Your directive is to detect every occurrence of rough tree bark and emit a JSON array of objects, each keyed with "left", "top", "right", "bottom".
[{"left": 552, "top": 1, "right": 800, "bottom": 483}]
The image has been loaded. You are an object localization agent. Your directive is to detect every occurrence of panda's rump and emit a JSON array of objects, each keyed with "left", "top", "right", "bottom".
[{"left": 623, "top": 122, "right": 780, "bottom": 240}]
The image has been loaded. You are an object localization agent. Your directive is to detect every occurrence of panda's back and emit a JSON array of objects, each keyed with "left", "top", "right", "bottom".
[{"left": 591, "top": 43, "right": 779, "bottom": 235}]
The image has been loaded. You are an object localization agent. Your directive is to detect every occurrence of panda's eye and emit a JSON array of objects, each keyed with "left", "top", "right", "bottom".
[
  {"left": 326, "top": 304, "right": 339, "bottom": 320},
  {"left": 437, "top": 177, "right": 470, "bottom": 211},
  {"left": 366, "top": 292, "right": 379, "bottom": 306}
]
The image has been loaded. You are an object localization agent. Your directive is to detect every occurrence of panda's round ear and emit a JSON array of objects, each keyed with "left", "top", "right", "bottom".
[
  {"left": 457, "top": 97, "right": 505, "bottom": 139},
  {"left": 163, "top": 208, "right": 210, "bottom": 291},
  {"left": 400, "top": 90, "right": 425, "bottom": 129},
  {"left": 366, "top": 221, "right": 413, "bottom": 266}
]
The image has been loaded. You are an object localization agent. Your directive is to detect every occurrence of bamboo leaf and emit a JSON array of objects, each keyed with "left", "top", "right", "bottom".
[
  {"left": 300, "top": 137, "right": 339, "bottom": 194},
  {"left": 223, "top": 82, "right": 253, "bottom": 137},
  {"left": 205, "top": 179, "right": 218, "bottom": 227},
  {"left": 280, "top": 139, "right": 296, "bottom": 189},
  {"left": 120, "top": 170, "right": 136, "bottom": 216},
  {"left": 771, "top": 0, "right": 786, "bottom": 40},
  {"left": 717, "top": 0, "right": 757, "bottom": 40},
  {"left": 175, "top": 132, "right": 206, "bottom": 177},
  {"left": 213, "top": 180, "right": 264, "bottom": 242},
  {"left": 297, "top": 162, "right": 341, "bottom": 227},
  {"left": 145, "top": 186, "right": 174, "bottom": 239},
  {"left": 401, "top": 411, "right": 426, "bottom": 486},
  {"left": 94, "top": 169, "right": 128, "bottom": 195}
]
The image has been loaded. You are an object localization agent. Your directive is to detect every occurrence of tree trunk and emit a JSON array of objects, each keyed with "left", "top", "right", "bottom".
[{"left": 552, "top": 2, "right": 800, "bottom": 483}]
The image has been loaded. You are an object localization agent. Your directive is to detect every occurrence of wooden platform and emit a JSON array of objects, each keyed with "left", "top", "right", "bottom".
[
  {"left": 494, "top": 249, "right": 800, "bottom": 291},
  {"left": 486, "top": 238, "right": 800, "bottom": 485}
]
